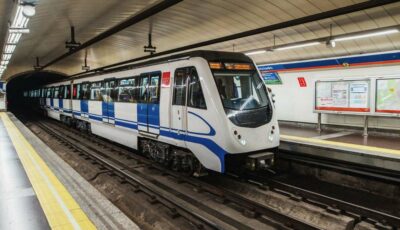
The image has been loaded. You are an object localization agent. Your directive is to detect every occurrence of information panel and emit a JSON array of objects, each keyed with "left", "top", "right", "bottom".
[
  {"left": 315, "top": 80, "right": 370, "bottom": 113},
  {"left": 376, "top": 78, "right": 400, "bottom": 113},
  {"left": 260, "top": 71, "right": 282, "bottom": 84}
]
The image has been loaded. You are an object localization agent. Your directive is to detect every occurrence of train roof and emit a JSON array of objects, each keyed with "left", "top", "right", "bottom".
[{"left": 71, "top": 50, "right": 253, "bottom": 80}]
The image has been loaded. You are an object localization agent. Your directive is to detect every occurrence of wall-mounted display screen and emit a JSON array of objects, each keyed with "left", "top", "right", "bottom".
[
  {"left": 260, "top": 71, "right": 282, "bottom": 84},
  {"left": 315, "top": 80, "right": 370, "bottom": 113},
  {"left": 376, "top": 78, "right": 400, "bottom": 113}
]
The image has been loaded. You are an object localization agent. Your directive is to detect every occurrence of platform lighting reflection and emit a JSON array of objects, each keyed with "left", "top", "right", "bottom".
[
  {"left": 274, "top": 42, "right": 321, "bottom": 51},
  {"left": 0, "top": 3, "right": 35, "bottom": 78},
  {"left": 245, "top": 50, "right": 267, "bottom": 56},
  {"left": 333, "top": 29, "right": 399, "bottom": 42}
]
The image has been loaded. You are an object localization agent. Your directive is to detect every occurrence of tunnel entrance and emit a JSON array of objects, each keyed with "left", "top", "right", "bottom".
[{"left": 6, "top": 71, "right": 67, "bottom": 112}]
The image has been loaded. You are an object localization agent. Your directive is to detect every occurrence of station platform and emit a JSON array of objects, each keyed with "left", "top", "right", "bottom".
[
  {"left": 279, "top": 122, "right": 400, "bottom": 172},
  {"left": 0, "top": 112, "right": 139, "bottom": 230}
]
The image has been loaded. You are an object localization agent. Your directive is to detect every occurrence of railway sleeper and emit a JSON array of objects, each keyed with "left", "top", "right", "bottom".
[
  {"left": 147, "top": 195, "right": 159, "bottom": 204},
  {"left": 167, "top": 208, "right": 180, "bottom": 219}
]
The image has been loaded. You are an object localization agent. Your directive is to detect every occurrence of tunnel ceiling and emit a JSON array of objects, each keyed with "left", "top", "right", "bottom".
[{"left": 1, "top": 0, "right": 400, "bottom": 81}]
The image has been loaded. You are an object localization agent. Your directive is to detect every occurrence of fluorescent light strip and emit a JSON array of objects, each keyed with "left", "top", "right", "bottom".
[
  {"left": 274, "top": 42, "right": 321, "bottom": 51},
  {"left": 9, "top": 28, "right": 30, "bottom": 34},
  {"left": 12, "top": 5, "right": 25, "bottom": 28},
  {"left": 22, "top": 17, "right": 29, "bottom": 28},
  {"left": 2, "top": 54, "right": 11, "bottom": 61},
  {"left": 7, "top": 33, "right": 22, "bottom": 44},
  {"left": 245, "top": 50, "right": 267, "bottom": 56},
  {"left": 5, "top": 44, "right": 16, "bottom": 54},
  {"left": 333, "top": 29, "right": 399, "bottom": 42}
]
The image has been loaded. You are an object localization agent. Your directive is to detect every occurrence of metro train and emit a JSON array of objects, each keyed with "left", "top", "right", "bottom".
[{"left": 25, "top": 51, "right": 279, "bottom": 174}]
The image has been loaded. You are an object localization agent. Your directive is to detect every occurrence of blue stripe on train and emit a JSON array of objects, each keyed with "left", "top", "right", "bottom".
[
  {"left": 59, "top": 100, "right": 63, "bottom": 110},
  {"left": 81, "top": 100, "right": 88, "bottom": 114},
  {"left": 137, "top": 103, "right": 147, "bottom": 128},
  {"left": 102, "top": 101, "right": 115, "bottom": 121},
  {"left": 160, "top": 129, "right": 226, "bottom": 172}
]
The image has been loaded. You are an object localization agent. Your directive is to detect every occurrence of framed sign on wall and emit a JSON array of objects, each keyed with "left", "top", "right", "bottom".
[
  {"left": 376, "top": 78, "right": 400, "bottom": 114},
  {"left": 315, "top": 80, "right": 370, "bottom": 113}
]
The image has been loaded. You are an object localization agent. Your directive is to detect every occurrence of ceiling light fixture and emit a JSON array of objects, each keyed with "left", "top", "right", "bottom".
[
  {"left": 9, "top": 28, "right": 30, "bottom": 34},
  {"left": 245, "top": 50, "right": 267, "bottom": 56},
  {"left": 274, "top": 42, "right": 321, "bottom": 51},
  {"left": 0, "top": 1, "right": 36, "bottom": 78},
  {"left": 333, "top": 29, "right": 399, "bottom": 42},
  {"left": 4, "top": 45, "right": 16, "bottom": 54},
  {"left": 326, "top": 24, "right": 336, "bottom": 48}
]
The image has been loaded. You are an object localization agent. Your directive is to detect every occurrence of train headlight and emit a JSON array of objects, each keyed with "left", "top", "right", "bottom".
[
  {"left": 239, "top": 139, "right": 247, "bottom": 146},
  {"left": 268, "top": 133, "right": 274, "bottom": 142}
]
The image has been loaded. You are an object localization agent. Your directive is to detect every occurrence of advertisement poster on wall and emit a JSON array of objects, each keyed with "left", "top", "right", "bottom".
[
  {"left": 315, "top": 80, "right": 370, "bottom": 112},
  {"left": 316, "top": 82, "right": 333, "bottom": 106},
  {"left": 349, "top": 82, "right": 369, "bottom": 108},
  {"left": 376, "top": 78, "right": 400, "bottom": 113},
  {"left": 331, "top": 82, "right": 349, "bottom": 107}
]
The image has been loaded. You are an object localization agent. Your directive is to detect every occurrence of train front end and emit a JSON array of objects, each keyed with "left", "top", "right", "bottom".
[{"left": 206, "top": 54, "right": 279, "bottom": 172}]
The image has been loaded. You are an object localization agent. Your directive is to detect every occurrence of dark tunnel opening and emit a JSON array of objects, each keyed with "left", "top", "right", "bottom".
[{"left": 6, "top": 71, "right": 67, "bottom": 112}]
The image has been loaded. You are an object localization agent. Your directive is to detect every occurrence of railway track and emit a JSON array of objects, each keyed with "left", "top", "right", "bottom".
[
  {"left": 31, "top": 117, "right": 399, "bottom": 229},
  {"left": 34, "top": 119, "right": 322, "bottom": 230},
  {"left": 242, "top": 173, "right": 400, "bottom": 229}
]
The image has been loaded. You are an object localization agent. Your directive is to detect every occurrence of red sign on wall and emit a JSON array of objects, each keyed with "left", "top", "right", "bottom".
[
  {"left": 162, "top": 72, "right": 171, "bottom": 87},
  {"left": 297, "top": 77, "right": 307, "bottom": 87}
]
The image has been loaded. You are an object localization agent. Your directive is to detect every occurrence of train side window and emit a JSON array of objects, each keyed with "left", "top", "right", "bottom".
[
  {"left": 59, "top": 86, "right": 64, "bottom": 99},
  {"left": 81, "top": 83, "right": 91, "bottom": 100},
  {"left": 148, "top": 73, "right": 160, "bottom": 104},
  {"left": 65, "top": 85, "right": 71, "bottom": 99},
  {"left": 139, "top": 75, "right": 149, "bottom": 102},
  {"left": 54, "top": 87, "right": 59, "bottom": 99},
  {"left": 117, "top": 77, "right": 138, "bottom": 103},
  {"left": 46, "top": 88, "right": 51, "bottom": 98},
  {"left": 173, "top": 69, "right": 187, "bottom": 106},
  {"left": 101, "top": 80, "right": 117, "bottom": 102},
  {"left": 90, "top": 82, "right": 102, "bottom": 101},
  {"left": 73, "top": 84, "right": 80, "bottom": 99},
  {"left": 188, "top": 68, "right": 206, "bottom": 109}
]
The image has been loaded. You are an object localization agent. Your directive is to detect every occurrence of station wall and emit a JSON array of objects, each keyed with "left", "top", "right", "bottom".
[{"left": 267, "top": 64, "right": 400, "bottom": 131}]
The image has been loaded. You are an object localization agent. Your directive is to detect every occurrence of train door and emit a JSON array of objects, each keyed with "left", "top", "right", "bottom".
[
  {"left": 102, "top": 79, "right": 116, "bottom": 124},
  {"left": 81, "top": 83, "right": 90, "bottom": 118},
  {"left": 53, "top": 86, "right": 59, "bottom": 111},
  {"left": 137, "top": 72, "right": 161, "bottom": 136},
  {"left": 58, "top": 85, "right": 64, "bottom": 112},
  {"left": 170, "top": 68, "right": 189, "bottom": 145}
]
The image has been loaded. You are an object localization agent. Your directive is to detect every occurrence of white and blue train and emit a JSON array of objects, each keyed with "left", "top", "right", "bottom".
[{"left": 29, "top": 51, "right": 279, "bottom": 174}]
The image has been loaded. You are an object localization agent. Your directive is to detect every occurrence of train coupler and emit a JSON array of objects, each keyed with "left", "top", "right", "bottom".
[{"left": 246, "top": 152, "right": 274, "bottom": 171}]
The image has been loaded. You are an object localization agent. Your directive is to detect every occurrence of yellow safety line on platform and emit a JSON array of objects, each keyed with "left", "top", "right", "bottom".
[
  {"left": 281, "top": 134, "right": 400, "bottom": 156},
  {"left": 0, "top": 113, "right": 96, "bottom": 230}
]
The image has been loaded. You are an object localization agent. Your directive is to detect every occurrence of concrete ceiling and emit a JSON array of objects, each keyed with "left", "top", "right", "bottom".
[{"left": 1, "top": 0, "right": 400, "bottom": 80}]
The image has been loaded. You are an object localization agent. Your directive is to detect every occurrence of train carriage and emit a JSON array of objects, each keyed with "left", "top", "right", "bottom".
[{"left": 36, "top": 51, "right": 279, "bottom": 174}]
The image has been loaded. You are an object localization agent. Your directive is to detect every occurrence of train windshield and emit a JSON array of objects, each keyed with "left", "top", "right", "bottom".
[
  {"left": 211, "top": 62, "right": 273, "bottom": 128},
  {"left": 213, "top": 71, "right": 269, "bottom": 111}
]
